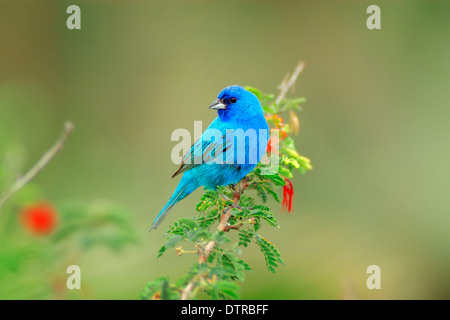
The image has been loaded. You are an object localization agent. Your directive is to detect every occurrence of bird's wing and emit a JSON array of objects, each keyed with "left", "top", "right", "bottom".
[{"left": 172, "top": 134, "right": 233, "bottom": 178}]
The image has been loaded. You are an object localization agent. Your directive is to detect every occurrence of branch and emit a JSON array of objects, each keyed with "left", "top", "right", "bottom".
[
  {"left": 198, "top": 240, "right": 216, "bottom": 264},
  {"left": 180, "top": 181, "right": 249, "bottom": 300},
  {"left": 0, "top": 121, "right": 75, "bottom": 210},
  {"left": 180, "top": 281, "right": 196, "bottom": 301},
  {"left": 274, "top": 61, "right": 306, "bottom": 106},
  {"left": 219, "top": 181, "right": 248, "bottom": 232}
]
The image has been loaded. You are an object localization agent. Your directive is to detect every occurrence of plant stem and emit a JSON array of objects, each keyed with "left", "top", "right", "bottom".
[
  {"left": 180, "top": 181, "right": 249, "bottom": 300},
  {"left": 0, "top": 121, "right": 74, "bottom": 210},
  {"left": 274, "top": 61, "right": 305, "bottom": 106},
  {"left": 219, "top": 181, "right": 248, "bottom": 232},
  {"left": 180, "top": 281, "right": 196, "bottom": 300}
]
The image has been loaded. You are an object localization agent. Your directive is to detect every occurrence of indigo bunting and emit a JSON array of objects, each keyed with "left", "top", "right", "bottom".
[{"left": 150, "top": 85, "right": 269, "bottom": 230}]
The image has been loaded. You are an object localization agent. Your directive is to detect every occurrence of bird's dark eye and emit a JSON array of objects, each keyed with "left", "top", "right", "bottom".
[{"left": 230, "top": 97, "right": 237, "bottom": 103}]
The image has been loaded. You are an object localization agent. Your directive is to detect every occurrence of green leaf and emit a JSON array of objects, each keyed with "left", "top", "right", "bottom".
[
  {"left": 262, "top": 104, "right": 277, "bottom": 114},
  {"left": 244, "top": 86, "right": 262, "bottom": 99},
  {"left": 254, "top": 183, "right": 268, "bottom": 203},
  {"left": 238, "top": 230, "right": 253, "bottom": 247},
  {"left": 265, "top": 173, "right": 286, "bottom": 186},
  {"left": 248, "top": 206, "right": 278, "bottom": 228},
  {"left": 260, "top": 182, "right": 281, "bottom": 203},
  {"left": 216, "top": 280, "right": 241, "bottom": 300},
  {"left": 254, "top": 235, "right": 284, "bottom": 273},
  {"left": 278, "top": 166, "right": 293, "bottom": 179},
  {"left": 158, "top": 234, "right": 183, "bottom": 258}
]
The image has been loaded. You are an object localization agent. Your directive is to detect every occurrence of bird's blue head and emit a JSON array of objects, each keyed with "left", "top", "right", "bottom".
[{"left": 209, "top": 85, "right": 264, "bottom": 121}]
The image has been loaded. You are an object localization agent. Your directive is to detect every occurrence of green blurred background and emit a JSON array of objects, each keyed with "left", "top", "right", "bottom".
[{"left": 1, "top": 0, "right": 449, "bottom": 299}]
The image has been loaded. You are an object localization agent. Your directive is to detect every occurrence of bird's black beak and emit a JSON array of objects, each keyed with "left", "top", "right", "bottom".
[{"left": 209, "top": 99, "right": 227, "bottom": 110}]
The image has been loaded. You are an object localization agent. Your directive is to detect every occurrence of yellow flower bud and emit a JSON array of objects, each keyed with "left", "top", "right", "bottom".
[{"left": 289, "top": 110, "right": 300, "bottom": 134}]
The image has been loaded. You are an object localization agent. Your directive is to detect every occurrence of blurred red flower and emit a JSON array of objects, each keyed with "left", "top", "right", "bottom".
[
  {"left": 282, "top": 178, "right": 294, "bottom": 214},
  {"left": 20, "top": 202, "right": 58, "bottom": 235}
]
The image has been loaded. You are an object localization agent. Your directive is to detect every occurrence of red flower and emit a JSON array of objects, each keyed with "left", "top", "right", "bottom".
[
  {"left": 20, "top": 202, "right": 58, "bottom": 235},
  {"left": 266, "top": 136, "right": 279, "bottom": 155},
  {"left": 281, "top": 178, "right": 294, "bottom": 214}
]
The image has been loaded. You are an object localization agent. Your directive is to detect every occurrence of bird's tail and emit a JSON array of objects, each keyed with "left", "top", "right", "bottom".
[{"left": 149, "top": 182, "right": 190, "bottom": 231}]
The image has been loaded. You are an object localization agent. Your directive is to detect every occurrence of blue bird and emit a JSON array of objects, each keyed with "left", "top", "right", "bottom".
[{"left": 150, "top": 85, "right": 269, "bottom": 231}]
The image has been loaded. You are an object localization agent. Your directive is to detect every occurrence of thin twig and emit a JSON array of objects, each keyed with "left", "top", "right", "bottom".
[
  {"left": 0, "top": 121, "right": 75, "bottom": 210},
  {"left": 274, "top": 61, "right": 306, "bottom": 105}
]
